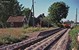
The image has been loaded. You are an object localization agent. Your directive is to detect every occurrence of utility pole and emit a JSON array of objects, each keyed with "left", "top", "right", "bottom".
[
  {"left": 75, "top": 8, "right": 78, "bottom": 26},
  {"left": 32, "top": 0, "right": 35, "bottom": 27}
]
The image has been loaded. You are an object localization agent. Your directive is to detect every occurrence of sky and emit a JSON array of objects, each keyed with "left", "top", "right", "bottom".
[{"left": 18, "top": 0, "right": 79, "bottom": 22}]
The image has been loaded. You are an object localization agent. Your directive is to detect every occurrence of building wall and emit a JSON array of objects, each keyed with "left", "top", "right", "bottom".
[
  {"left": 14, "top": 22, "right": 23, "bottom": 27},
  {"left": 9, "top": 22, "right": 24, "bottom": 27}
]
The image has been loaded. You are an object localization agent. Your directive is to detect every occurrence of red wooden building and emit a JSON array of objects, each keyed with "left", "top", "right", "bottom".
[{"left": 7, "top": 16, "right": 27, "bottom": 27}]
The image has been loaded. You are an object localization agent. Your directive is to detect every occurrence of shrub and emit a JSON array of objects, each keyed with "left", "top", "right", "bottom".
[
  {"left": 0, "top": 33, "right": 29, "bottom": 45},
  {"left": 18, "top": 34, "right": 29, "bottom": 41},
  {"left": 23, "top": 25, "right": 29, "bottom": 29},
  {"left": 69, "top": 28, "right": 79, "bottom": 49},
  {"left": 0, "top": 34, "right": 19, "bottom": 44}
]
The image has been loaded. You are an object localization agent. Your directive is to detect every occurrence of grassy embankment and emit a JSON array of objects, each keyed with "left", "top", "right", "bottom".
[
  {"left": 69, "top": 25, "right": 79, "bottom": 50},
  {"left": 0, "top": 27, "right": 53, "bottom": 45}
]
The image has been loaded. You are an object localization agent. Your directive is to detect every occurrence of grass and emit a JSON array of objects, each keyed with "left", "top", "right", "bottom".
[
  {"left": 0, "top": 27, "right": 53, "bottom": 45},
  {"left": 69, "top": 25, "right": 79, "bottom": 50}
]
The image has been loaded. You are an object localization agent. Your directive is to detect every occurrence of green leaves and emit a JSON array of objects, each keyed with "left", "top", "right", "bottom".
[
  {"left": 48, "top": 2, "right": 69, "bottom": 26},
  {"left": 22, "top": 8, "right": 31, "bottom": 19},
  {"left": 0, "top": 33, "right": 28, "bottom": 45},
  {"left": 0, "top": 0, "right": 23, "bottom": 28},
  {"left": 69, "top": 27, "right": 79, "bottom": 49}
]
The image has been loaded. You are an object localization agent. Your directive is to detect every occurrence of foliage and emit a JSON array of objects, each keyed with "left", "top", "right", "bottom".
[
  {"left": 22, "top": 8, "right": 32, "bottom": 19},
  {"left": 0, "top": 33, "right": 28, "bottom": 45},
  {"left": 0, "top": 0, "right": 23, "bottom": 28},
  {"left": 42, "top": 16, "right": 53, "bottom": 27},
  {"left": 0, "top": 27, "right": 50, "bottom": 45},
  {"left": 69, "top": 26, "right": 79, "bottom": 50},
  {"left": 0, "top": 34, "right": 17, "bottom": 45},
  {"left": 48, "top": 2, "right": 69, "bottom": 26},
  {"left": 23, "top": 27, "right": 48, "bottom": 33},
  {"left": 22, "top": 8, "right": 37, "bottom": 26},
  {"left": 23, "top": 24, "right": 29, "bottom": 29}
]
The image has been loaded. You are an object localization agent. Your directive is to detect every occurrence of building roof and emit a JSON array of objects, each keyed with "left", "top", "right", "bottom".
[{"left": 7, "top": 16, "right": 26, "bottom": 22}]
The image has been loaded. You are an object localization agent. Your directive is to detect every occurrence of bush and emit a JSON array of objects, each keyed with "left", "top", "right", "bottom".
[
  {"left": 0, "top": 33, "right": 28, "bottom": 45},
  {"left": 69, "top": 28, "right": 79, "bottom": 49},
  {"left": 0, "top": 34, "right": 19, "bottom": 44},
  {"left": 23, "top": 24, "right": 29, "bottom": 29},
  {"left": 18, "top": 34, "right": 29, "bottom": 41}
]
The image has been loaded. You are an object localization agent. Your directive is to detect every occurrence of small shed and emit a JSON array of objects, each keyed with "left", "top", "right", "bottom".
[{"left": 7, "top": 16, "right": 27, "bottom": 27}]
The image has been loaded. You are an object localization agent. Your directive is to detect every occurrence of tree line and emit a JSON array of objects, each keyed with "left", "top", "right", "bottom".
[{"left": 0, "top": 0, "right": 69, "bottom": 28}]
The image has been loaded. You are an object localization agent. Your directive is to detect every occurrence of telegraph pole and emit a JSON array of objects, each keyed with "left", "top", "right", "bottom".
[
  {"left": 32, "top": 0, "right": 35, "bottom": 27},
  {"left": 75, "top": 8, "right": 78, "bottom": 26}
]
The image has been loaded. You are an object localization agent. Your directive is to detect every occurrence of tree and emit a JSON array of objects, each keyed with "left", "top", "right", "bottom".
[
  {"left": 42, "top": 16, "right": 53, "bottom": 27},
  {"left": 22, "top": 8, "right": 31, "bottom": 19},
  {"left": 7, "top": 0, "right": 23, "bottom": 16},
  {"left": 48, "top": 2, "right": 69, "bottom": 26},
  {"left": 0, "top": 0, "right": 23, "bottom": 27},
  {"left": 22, "top": 8, "right": 33, "bottom": 26},
  {"left": 0, "top": 0, "right": 5, "bottom": 27}
]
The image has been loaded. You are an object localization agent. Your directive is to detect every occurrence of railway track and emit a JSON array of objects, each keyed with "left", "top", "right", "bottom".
[
  {"left": 0, "top": 28, "right": 70, "bottom": 50},
  {"left": 46, "top": 29, "right": 70, "bottom": 50},
  {"left": 24, "top": 29, "right": 68, "bottom": 50}
]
